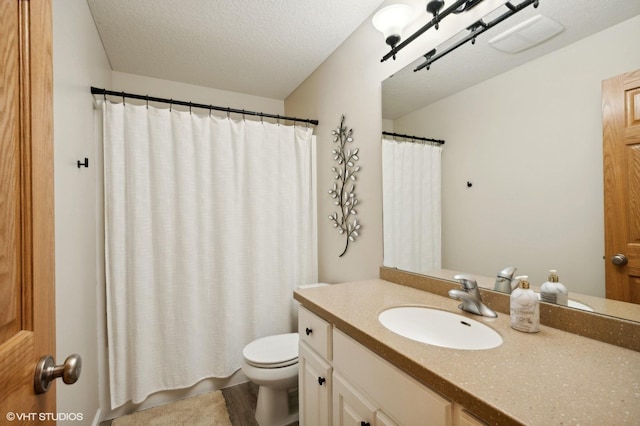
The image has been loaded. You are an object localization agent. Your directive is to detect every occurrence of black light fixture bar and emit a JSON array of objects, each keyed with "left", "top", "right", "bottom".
[
  {"left": 414, "top": 0, "right": 539, "bottom": 72},
  {"left": 90, "top": 87, "right": 319, "bottom": 126},
  {"left": 381, "top": 0, "right": 471, "bottom": 63},
  {"left": 383, "top": 131, "right": 445, "bottom": 144}
]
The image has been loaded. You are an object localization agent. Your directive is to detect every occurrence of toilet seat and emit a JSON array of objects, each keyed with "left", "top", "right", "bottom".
[{"left": 243, "top": 333, "right": 299, "bottom": 368}]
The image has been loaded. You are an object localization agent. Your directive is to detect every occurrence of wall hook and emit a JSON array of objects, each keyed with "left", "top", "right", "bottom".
[{"left": 77, "top": 158, "right": 89, "bottom": 168}]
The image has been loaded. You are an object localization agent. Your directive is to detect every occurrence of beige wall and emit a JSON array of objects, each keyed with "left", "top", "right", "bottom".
[
  {"left": 392, "top": 14, "right": 640, "bottom": 295},
  {"left": 111, "top": 71, "right": 285, "bottom": 115},
  {"left": 285, "top": 0, "right": 505, "bottom": 283},
  {"left": 52, "top": 1, "right": 111, "bottom": 424}
]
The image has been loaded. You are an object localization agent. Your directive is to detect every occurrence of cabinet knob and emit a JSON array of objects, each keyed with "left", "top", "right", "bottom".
[
  {"left": 318, "top": 376, "right": 326, "bottom": 386},
  {"left": 305, "top": 327, "right": 313, "bottom": 336},
  {"left": 360, "top": 422, "right": 370, "bottom": 426}
]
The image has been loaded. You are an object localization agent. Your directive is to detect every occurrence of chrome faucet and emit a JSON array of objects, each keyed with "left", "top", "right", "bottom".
[
  {"left": 493, "top": 266, "right": 520, "bottom": 294},
  {"left": 449, "top": 274, "right": 497, "bottom": 318}
]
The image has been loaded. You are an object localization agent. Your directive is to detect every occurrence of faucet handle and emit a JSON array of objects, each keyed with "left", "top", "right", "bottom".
[
  {"left": 453, "top": 274, "right": 478, "bottom": 290},
  {"left": 497, "top": 266, "right": 516, "bottom": 279}
]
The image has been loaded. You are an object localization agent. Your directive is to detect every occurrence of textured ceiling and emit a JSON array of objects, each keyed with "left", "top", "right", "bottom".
[
  {"left": 382, "top": 0, "right": 640, "bottom": 119},
  {"left": 87, "top": 0, "right": 386, "bottom": 99}
]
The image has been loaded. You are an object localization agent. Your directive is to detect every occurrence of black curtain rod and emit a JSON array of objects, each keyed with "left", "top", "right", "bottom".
[
  {"left": 383, "top": 131, "right": 445, "bottom": 145},
  {"left": 90, "top": 87, "right": 319, "bottom": 126},
  {"left": 415, "top": 0, "right": 539, "bottom": 72}
]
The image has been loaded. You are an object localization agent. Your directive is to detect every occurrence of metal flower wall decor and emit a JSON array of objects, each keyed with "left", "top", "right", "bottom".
[{"left": 328, "top": 115, "right": 361, "bottom": 257}]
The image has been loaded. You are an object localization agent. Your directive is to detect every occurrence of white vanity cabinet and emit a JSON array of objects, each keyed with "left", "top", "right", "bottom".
[
  {"left": 333, "top": 329, "right": 451, "bottom": 426},
  {"left": 298, "top": 306, "right": 487, "bottom": 426},
  {"left": 299, "top": 306, "right": 333, "bottom": 425}
]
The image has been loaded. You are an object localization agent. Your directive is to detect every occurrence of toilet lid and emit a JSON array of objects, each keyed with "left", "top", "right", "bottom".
[{"left": 243, "top": 333, "right": 299, "bottom": 368}]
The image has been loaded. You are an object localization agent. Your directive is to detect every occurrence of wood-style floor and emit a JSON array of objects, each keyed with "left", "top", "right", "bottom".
[
  {"left": 222, "top": 382, "right": 299, "bottom": 426},
  {"left": 221, "top": 382, "right": 259, "bottom": 426}
]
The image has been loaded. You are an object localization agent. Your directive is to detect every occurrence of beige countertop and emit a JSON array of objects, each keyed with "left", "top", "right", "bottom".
[{"left": 294, "top": 279, "right": 640, "bottom": 426}]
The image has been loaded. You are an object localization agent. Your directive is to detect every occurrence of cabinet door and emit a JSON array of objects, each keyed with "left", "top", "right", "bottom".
[
  {"left": 333, "top": 372, "right": 377, "bottom": 426},
  {"left": 299, "top": 342, "right": 332, "bottom": 425},
  {"left": 376, "top": 410, "right": 399, "bottom": 426}
]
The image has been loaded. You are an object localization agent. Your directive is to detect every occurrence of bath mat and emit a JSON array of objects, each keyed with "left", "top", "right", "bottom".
[{"left": 112, "top": 390, "right": 232, "bottom": 426}]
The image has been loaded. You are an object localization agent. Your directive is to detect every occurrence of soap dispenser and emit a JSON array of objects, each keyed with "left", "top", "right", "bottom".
[
  {"left": 540, "top": 269, "right": 568, "bottom": 306},
  {"left": 510, "top": 276, "right": 540, "bottom": 333}
]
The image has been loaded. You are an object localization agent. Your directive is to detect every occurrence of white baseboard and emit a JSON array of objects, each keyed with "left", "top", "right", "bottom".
[{"left": 91, "top": 408, "right": 102, "bottom": 426}]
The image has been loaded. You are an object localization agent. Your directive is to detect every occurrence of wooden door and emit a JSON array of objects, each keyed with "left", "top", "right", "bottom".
[
  {"left": 0, "top": 0, "right": 56, "bottom": 422},
  {"left": 602, "top": 69, "right": 640, "bottom": 304}
]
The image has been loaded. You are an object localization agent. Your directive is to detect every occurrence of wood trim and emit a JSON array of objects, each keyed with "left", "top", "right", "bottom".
[
  {"left": 25, "top": 0, "right": 56, "bottom": 415},
  {"left": 19, "top": 0, "right": 34, "bottom": 334}
]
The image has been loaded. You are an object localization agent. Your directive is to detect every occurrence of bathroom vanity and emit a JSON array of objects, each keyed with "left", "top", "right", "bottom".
[{"left": 294, "top": 278, "right": 640, "bottom": 425}]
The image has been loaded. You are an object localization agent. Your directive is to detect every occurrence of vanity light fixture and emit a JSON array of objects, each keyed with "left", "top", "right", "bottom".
[
  {"left": 414, "top": 0, "right": 541, "bottom": 72},
  {"left": 378, "top": 0, "right": 542, "bottom": 63},
  {"left": 379, "top": 0, "right": 479, "bottom": 62},
  {"left": 372, "top": 4, "right": 414, "bottom": 59},
  {"left": 426, "top": 0, "right": 481, "bottom": 29}
]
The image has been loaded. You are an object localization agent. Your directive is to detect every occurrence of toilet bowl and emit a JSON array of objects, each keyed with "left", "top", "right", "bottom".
[
  {"left": 241, "top": 333, "right": 300, "bottom": 426},
  {"left": 241, "top": 283, "right": 329, "bottom": 425}
]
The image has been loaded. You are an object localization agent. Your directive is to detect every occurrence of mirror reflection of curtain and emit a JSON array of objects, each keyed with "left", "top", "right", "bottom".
[
  {"left": 382, "top": 138, "right": 442, "bottom": 274},
  {"left": 103, "top": 101, "right": 317, "bottom": 408}
]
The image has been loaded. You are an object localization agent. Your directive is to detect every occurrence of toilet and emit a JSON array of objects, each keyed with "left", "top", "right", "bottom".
[
  {"left": 241, "top": 333, "right": 300, "bottom": 426},
  {"left": 241, "top": 283, "right": 328, "bottom": 426}
]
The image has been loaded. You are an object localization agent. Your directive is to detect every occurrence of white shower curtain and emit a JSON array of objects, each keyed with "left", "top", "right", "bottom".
[
  {"left": 103, "top": 101, "right": 317, "bottom": 408},
  {"left": 382, "top": 138, "right": 442, "bottom": 274}
]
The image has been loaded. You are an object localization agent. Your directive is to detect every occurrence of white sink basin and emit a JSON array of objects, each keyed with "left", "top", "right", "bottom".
[{"left": 378, "top": 306, "right": 503, "bottom": 350}]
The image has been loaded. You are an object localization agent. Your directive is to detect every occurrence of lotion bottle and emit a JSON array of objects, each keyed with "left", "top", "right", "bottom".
[
  {"left": 540, "top": 269, "right": 568, "bottom": 306},
  {"left": 510, "top": 275, "right": 540, "bottom": 333}
]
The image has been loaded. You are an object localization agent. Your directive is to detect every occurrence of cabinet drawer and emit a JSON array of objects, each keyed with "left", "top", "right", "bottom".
[
  {"left": 333, "top": 329, "right": 452, "bottom": 426},
  {"left": 298, "top": 306, "right": 332, "bottom": 360}
]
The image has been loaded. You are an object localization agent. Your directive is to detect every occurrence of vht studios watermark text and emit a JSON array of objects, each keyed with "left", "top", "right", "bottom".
[{"left": 5, "top": 411, "right": 84, "bottom": 422}]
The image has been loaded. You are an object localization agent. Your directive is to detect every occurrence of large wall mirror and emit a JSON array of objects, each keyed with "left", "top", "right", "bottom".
[{"left": 381, "top": 0, "right": 640, "bottom": 321}]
